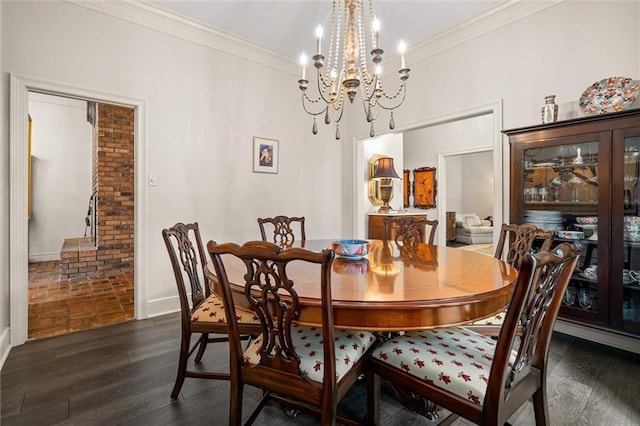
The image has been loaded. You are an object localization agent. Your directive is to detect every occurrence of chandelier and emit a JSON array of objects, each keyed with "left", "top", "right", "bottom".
[{"left": 297, "top": 0, "right": 410, "bottom": 140}]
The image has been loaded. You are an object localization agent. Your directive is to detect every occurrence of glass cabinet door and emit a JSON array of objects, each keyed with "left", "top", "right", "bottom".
[
  {"left": 521, "top": 137, "right": 605, "bottom": 324},
  {"left": 614, "top": 128, "right": 640, "bottom": 334}
]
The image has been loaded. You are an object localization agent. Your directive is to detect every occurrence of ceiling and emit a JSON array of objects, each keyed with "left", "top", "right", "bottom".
[{"left": 149, "top": 0, "right": 503, "bottom": 59}]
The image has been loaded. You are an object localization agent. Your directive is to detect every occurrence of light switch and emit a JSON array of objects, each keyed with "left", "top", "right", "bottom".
[{"left": 148, "top": 173, "right": 158, "bottom": 186}]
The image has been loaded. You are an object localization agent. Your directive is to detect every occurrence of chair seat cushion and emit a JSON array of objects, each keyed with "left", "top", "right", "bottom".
[
  {"left": 472, "top": 309, "right": 506, "bottom": 325},
  {"left": 191, "top": 294, "right": 260, "bottom": 324},
  {"left": 244, "top": 324, "right": 376, "bottom": 383},
  {"left": 371, "top": 326, "right": 516, "bottom": 405}
]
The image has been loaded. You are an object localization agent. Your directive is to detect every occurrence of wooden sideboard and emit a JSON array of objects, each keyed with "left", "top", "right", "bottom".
[{"left": 367, "top": 213, "right": 428, "bottom": 240}]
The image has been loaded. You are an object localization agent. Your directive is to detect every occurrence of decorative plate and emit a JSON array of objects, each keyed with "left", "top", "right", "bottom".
[{"left": 579, "top": 76, "right": 640, "bottom": 116}]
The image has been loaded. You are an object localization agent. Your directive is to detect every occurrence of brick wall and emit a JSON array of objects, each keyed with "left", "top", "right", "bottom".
[
  {"left": 60, "top": 102, "right": 135, "bottom": 279},
  {"left": 94, "top": 103, "right": 135, "bottom": 275}
]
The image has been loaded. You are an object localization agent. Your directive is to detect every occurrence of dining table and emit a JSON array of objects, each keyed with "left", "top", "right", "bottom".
[{"left": 209, "top": 239, "right": 519, "bottom": 332}]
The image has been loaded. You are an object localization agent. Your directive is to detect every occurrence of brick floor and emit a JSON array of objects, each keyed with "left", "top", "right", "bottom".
[{"left": 28, "top": 260, "right": 134, "bottom": 340}]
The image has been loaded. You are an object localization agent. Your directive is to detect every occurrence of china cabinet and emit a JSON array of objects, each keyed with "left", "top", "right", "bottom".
[{"left": 504, "top": 108, "right": 640, "bottom": 340}]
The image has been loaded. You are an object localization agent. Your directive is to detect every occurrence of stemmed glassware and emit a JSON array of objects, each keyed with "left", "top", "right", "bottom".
[
  {"left": 568, "top": 175, "right": 584, "bottom": 202},
  {"left": 550, "top": 176, "right": 564, "bottom": 202},
  {"left": 578, "top": 287, "right": 592, "bottom": 310},
  {"left": 563, "top": 287, "right": 576, "bottom": 306}
]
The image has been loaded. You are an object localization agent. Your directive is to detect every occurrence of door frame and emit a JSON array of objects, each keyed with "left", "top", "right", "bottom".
[
  {"left": 437, "top": 147, "right": 497, "bottom": 246},
  {"left": 352, "top": 100, "right": 504, "bottom": 242},
  {"left": 9, "top": 74, "right": 147, "bottom": 346}
]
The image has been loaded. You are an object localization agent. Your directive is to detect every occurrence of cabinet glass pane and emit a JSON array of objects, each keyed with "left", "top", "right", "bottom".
[
  {"left": 524, "top": 141, "right": 599, "bottom": 316},
  {"left": 622, "top": 136, "right": 640, "bottom": 326}
]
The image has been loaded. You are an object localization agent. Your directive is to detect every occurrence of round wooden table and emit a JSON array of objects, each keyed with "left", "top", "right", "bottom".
[{"left": 211, "top": 239, "right": 518, "bottom": 332}]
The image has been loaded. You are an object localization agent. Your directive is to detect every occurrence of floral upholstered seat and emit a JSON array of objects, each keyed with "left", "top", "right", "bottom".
[
  {"left": 244, "top": 324, "right": 375, "bottom": 383},
  {"left": 371, "top": 326, "right": 516, "bottom": 405},
  {"left": 191, "top": 293, "right": 260, "bottom": 325}
]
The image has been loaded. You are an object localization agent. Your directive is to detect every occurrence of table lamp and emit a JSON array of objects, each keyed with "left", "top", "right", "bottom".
[{"left": 372, "top": 157, "right": 400, "bottom": 213}]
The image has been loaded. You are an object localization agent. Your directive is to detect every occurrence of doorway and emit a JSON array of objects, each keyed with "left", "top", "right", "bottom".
[
  {"left": 26, "top": 93, "right": 135, "bottom": 339},
  {"left": 9, "top": 75, "right": 147, "bottom": 346},
  {"left": 353, "top": 101, "right": 504, "bottom": 244}
]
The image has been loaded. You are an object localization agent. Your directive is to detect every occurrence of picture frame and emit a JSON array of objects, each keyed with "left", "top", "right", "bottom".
[
  {"left": 403, "top": 169, "right": 410, "bottom": 208},
  {"left": 253, "top": 137, "right": 279, "bottom": 174},
  {"left": 413, "top": 166, "right": 437, "bottom": 209}
]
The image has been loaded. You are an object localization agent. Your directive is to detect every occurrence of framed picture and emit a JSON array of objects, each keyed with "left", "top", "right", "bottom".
[
  {"left": 403, "top": 169, "right": 410, "bottom": 208},
  {"left": 413, "top": 166, "right": 437, "bottom": 209},
  {"left": 253, "top": 137, "right": 279, "bottom": 174}
]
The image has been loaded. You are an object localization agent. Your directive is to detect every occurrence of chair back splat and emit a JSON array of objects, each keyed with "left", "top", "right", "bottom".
[
  {"left": 257, "top": 215, "right": 306, "bottom": 246},
  {"left": 495, "top": 223, "right": 555, "bottom": 268},
  {"left": 209, "top": 240, "right": 376, "bottom": 425},
  {"left": 383, "top": 216, "right": 439, "bottom": 246},
  {"left": 468, "top": 223, "right": 556, "bottom": 331},
  {"left": 367, "top": 243, "right": 579, "bottom": 425}
]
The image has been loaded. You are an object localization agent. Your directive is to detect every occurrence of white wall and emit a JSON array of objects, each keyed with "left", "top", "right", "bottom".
[
  {"left": 350, "top": 1, "right": 640, "bottom": 226},
  {"left": 460, "top": 151, "right": 493, "bottom": 218},
  {"left": 0, "top": 0, "right": 11, "bottom": 366},
  {"left": 28, "top": 93, "right": 92, "bottom": 262},
  {"left": 402, "top": 113, "right": 494, "bottom": 231},
  {"left": 2, "top": 1, "right": 342, "bottom": 327},
  {"left": 446, "top": 156, "right": 463, "bottom": 212}
]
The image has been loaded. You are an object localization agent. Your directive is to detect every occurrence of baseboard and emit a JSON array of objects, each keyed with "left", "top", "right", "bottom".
[
  {"left": 555, "top": 319, "right": 640, "bottom": 354},
  {"left": 28, "top": 252, "right": 60, "bottom": 262},
  {"left": 146, "top": 295, "right": 180, "bottom": 318},
  {"left": 0, "top": 326, "right": 11, "bottom": 370}
]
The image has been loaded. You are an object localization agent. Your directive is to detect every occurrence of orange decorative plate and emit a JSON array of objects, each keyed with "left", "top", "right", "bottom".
[{"left": 579, "top": 76, "right": 640, "bottom": 116}]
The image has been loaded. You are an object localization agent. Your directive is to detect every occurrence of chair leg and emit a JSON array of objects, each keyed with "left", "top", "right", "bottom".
[
  {"left": 532, "top": 386, "right": 550, "bottom": 426},
  {"left": 171, "top": 332, "right": 191, "bottom": 399},
  {"left": 194, "top": 333, "right": 208, "bottom": 363},
  {"left": 229, "top": 381, "right": 244, "bottom": 426}
]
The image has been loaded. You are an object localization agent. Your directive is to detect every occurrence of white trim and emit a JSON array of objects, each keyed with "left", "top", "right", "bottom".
[
  {"left": 410, "top": 0, "right": 565, "bottom": 65},
  {"left": 65, "top": 0, "right": 297, "bottom": 75},
  {"left": 0, "top": 326, "right": 10, "bottom": 370},
  {"left": 146, "top": 295, "right": 180, "bottom": 318},
  {"left": 28, "top": 253, "right": 60, "bottom": 263},
  {"left": 63, "top": 1, "right": 563, "bottom": 77},
  {"left": 9, "top": 74, "right": 147, "bottom": 346},
  {"left": 555, "top": 319, "right": 640, "bottom": 355},
  {"left": 352, "top": 100, "right": 503, "bottom": 243}
]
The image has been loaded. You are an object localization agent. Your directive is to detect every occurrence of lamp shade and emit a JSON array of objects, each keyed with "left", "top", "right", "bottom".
[{"left": 372, "top": 157, "right": 400, "bottom": 180}]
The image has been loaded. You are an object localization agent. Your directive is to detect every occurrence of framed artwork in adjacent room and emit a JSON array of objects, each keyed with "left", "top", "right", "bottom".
[
  {"left": 413, "top": 166, "right": 437, "bottom": 209},
  {"left": 253, "top": 137, "right": 279, "bottom": 174}
]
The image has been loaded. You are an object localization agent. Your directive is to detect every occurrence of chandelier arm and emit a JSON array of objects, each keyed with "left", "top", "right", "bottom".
[
  {"left": 302, "top": 93, "right": 330, "bottom": 116},
  {"left": 331, "top": 96, "right": 346, "bottom": 123},
  {"left": 376, "top": 82, "right": 408, "bottom": 111}
]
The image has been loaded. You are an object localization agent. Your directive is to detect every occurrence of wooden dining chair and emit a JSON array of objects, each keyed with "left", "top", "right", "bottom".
[
  {"left": 162, "top": 222, "right": 261, "bottom": 398},
  {"left": 383, "top": 216, "right": 439, "bottom": 245},
  {"left": 367, "top": 242, "right": 579, "bottom": 426},
  {"left": 257, "top": 215, "right": 306, "bottom": 246},
  {"left": 469, "top": 223, "right": 556, "bottom": 333},
  {"left": 207, "top": 240, "right": 377, "bottom": 425}
]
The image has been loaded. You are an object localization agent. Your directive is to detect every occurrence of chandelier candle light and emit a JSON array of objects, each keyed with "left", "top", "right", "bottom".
[{"left": 298, "top": 0, "right": 410, "bottom": 140}]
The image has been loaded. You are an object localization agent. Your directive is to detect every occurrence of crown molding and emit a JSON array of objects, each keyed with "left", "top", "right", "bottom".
[
  {"left": 65, "top": 0, "right": 299, "bottom": 75},
  {"left": 409, "top": 0, "right": 566, "bottom": 65},
  {"left": 65, "top": 0, "right": 565, "bottom": 77}
]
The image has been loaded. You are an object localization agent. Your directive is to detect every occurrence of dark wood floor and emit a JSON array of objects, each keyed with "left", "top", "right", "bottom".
[{"left": 2, "top": 312, "right": 639, "bottom": 425}]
